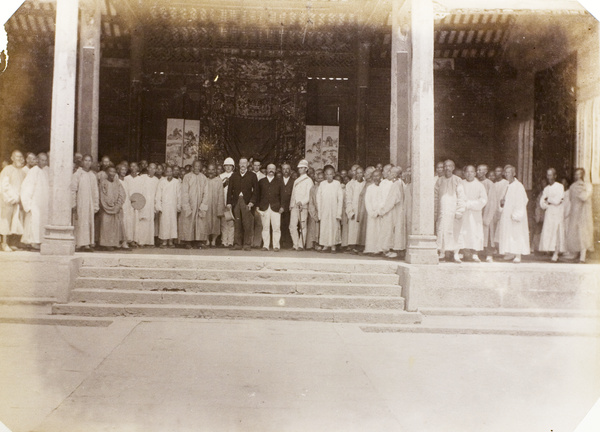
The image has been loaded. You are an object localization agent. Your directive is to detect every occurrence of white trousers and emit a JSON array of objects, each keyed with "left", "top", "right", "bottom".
[
  {"left": 289, "top": 206, "right": 308, "bottom": 249},
  {"left": 258, "top": 207, "right": 281, "bottom": 250},
  {"left": 220, "top": 218, "right": 234, "bottom": 246}
]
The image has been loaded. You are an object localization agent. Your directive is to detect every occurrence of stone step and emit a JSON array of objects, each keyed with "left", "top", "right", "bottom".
[
  {"left": 52, "top": 303, "right": 422, "bottom": 324},
  {"left": 77, "top": 267, "right": 399, "bottom": 285},
  {"left": 69, "top": 289, "right": 405, "bottom": 310},
  {"left": 74, "top": 277, "right": 402, "bottom": 296},
  {"left": 78, "top": 254, "right": 398, "bottom": 275}
]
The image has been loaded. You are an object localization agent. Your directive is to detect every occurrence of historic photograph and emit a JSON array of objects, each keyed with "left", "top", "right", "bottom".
[{"left": 0, "top": 0, "right": 599, "bottom": 431}]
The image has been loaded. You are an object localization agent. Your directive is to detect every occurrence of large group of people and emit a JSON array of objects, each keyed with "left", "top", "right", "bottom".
[{"left": 0, "top": 149, "right": 595, "bottom": 263}]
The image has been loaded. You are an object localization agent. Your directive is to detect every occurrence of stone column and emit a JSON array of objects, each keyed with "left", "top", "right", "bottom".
[
  {"left": 41, "top": 0, "right": 79, "bottom": 256},
  {"left": 355, "top": 41, "right": 370, "bottom": 165},
  {"left": 389, "top": 0, "right": 411, "bottom": 168},
  {"left": 76, "top": 0, "right": 101, "bottom": 160},
  {"left": 405, "top": 0, "right": 438, "bottom": 265}
]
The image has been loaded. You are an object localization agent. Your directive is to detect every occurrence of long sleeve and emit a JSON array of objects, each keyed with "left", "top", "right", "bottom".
[
  {"left": 176, "top": 182, "right": 182, "bottom": 212},
  {"left": 216, "top": 181, "right": 225, "bottom": 216},
  {"left": 181, "top": 176, "right": 191, "bottom": 215},
  {"left": 466, "top": 183, "right": 487, "bottom": 211},
  {"left": 548, "top": 184, "right": 564, "bottom": 205},
  {"left": 455, "top": 181, "right": 466, "bottom": 218},
  {"left": 345, "top": 182, "right": 355, "bottom": 219},
  {"left": 155, "top": 182, "right": 163, "bottom": 213},
  {"left": 20, "top": 170, "right": 36, "bottom": 213},
  {"left": 511, "top": 183, "right": 528, "bottom": 222},
  {"left": 336, "top": 184, "right": 344, "bottom": 219},
  {"left": 92, "top": 174, "right": 100, "bottom": 213},
  {"left": 380, "top": 182, "right": 402, "bottom": 216},
  {"left": 365, "top": 187, "right": 378, "bottom": 217},
  {"left": 539, "top": 188, "right": 549, "bottom": 210},
  {"left": 70, "top": 169, "right": 81, "bottom": 209},
  {"left": 250, "top": 175, "right": 259, "bottom": 206},
  {"left": 315, "top": 186, "right": 323, "bottom": 220}
]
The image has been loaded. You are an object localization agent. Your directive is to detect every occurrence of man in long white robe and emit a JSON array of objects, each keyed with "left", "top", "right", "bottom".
[
  {"left": 134, "top": 163, "right": 160, "bottom": 246},
  {"left": 364, "top": 170, "right": 383, "bottom": 255},
  {"left": 180, "top": 160, "right": 208, "bottom": 248},
  {"left": 345, "top": 166, "right": 365, "bottom": 250},
  {"left": 565, "top": 168, "right": 594, "bottom": 262},
  {"left": 0, "top": 150, "right": 26, "bottom": 252},
  {"left": 20, "top": 153, "right": 49, "bottom": 249},
  {"left": 117, "top": 164, "right": 133, "bottom": 248},
  {"left": 378, "top": 167, "right": 396, "bottom": 255},
  {"left": 434, "top": 160, "right": 466, "bottom": 262},
  {"left": 492, "top": 169, "right": 509, "bottom": 245},
  {"left": 155, "top": 166, "right": 181, "bottom": 247},
  {"left": 497, "top": 165, "right": 530, "bottom": 263},
  {"left": 124, "top": 162, "right": 144, "bottom": 246},
  {"left": 316, "top": 166, "right": 344, "bottom": 252},
  {"left": 538, "top": 168, "right": 566, "bottom": 261},
  {"left": 71, "top": 155, "right": 99, "bottom": 251},
  {"left": 219, "top": 158, "right": 235, "bottom": 247},
  {"left": 380, "top": 167, "right": 406, "bottom": 258},
  {"left": 459, "top": 166, "right": 488, "bottom": 262},
  {"left": 481, "top": 170, "right": 504, "bottom": 262}
]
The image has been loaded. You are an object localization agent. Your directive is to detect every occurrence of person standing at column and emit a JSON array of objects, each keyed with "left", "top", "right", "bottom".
[
  {"left": 280, "top": 163, "right": 295, "bottom": 249},
  {"left": 497, "top": 165, "right": 530, "bottom": 263},
  {"left": 200, "top": 164, "right": 225, "bottom": 248},
  {"left": 434, "top": 159, "right": 466, "bottom": 263},
  {"left": 71, "top": 155, "right": 99, "bottom": 252},
  {"left": 345, "top": 166, "right": 365, "bottom": 253},
  {"left": 316, "top": 165, "right": 344, "bottom": 253},
  {"left": 289, "top": 159, "right": 313, "bottom": 251},
  {"left": 180, "top": 160, "right": 208, "bottom": 249},
  {"left": 364, "top": 170, "right": 383, "bottom": 255},
  {"left": 98, "top": 166, "right": 127, "bottom": 251},
  {"left": 539, "top": 168, "right": 566, "bottom": 262},
  {"left": 227, "top": 157, "right": 258, "bottom": 251},
  {"left": 256, "top": 163, "right": 284, "bottom": 251},
  {"left": 380, "top": 166, "right": 406, "bottom": 259},
  {"left": 155, "top": 165, "right": 181, "bottom": 248},
  {"left": 20, "top": 152, "right": 50, "bottom": 251},
  {"left": 565, "top": 168, "right": 594, "bottom": 263},
  {"left": 378, "top": 165, "right": 397, "bottom": 257},
  {"left": 0, "top": 150, "right": 26, "bottom": 252},
  {"left": 219, "top": 158, "right": 235, "bottom": 247},
  {"left": 251, "top": 159, "right": 266, "bottom": 248},
  {"left": 459, "top": 165, "right": 488, "bottom": 262}
]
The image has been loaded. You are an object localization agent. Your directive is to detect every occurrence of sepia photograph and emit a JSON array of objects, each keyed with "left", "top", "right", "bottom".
[{"left": 0, "top": 0, "right": 599, "bottom": 431}]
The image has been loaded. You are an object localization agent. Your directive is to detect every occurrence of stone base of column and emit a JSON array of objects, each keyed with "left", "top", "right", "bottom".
[
  {"left": 41, "top": 225, "right": 75, "bottom": 256},
  {"left": 405, "top": 234, "right": 439, "bottom": 265}
]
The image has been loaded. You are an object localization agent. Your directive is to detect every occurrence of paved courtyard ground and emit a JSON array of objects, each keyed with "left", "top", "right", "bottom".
[{"left": 0, "top": 318, "right": 598, "bottom": 432}]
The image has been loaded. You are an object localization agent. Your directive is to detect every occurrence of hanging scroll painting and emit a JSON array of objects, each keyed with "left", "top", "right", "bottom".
[
  {"left": 165, "top": 118, "right": 200, "bottom": 167},
  {"left": 305, "top": 125, "right": 339, "bottom": 170}
]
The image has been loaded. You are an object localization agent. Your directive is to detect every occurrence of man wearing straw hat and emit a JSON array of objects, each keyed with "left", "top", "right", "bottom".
[{"left": 289, "top": 159, "right": 314, "bottom": 251}]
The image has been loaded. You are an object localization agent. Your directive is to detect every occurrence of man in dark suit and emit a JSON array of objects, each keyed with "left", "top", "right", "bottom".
[
  {"left": 280, "top": 163, "right": 295, "bottom": 249},
  {"left": 226, "top": 157, "right": 258, "bottom": 251},
  {"left": 256, "top": 164, "right": 285, "bottom": 251}
]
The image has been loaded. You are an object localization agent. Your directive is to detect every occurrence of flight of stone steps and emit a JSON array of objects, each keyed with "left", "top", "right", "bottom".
[{"left": 52, "top": 254, "right": 422, "bottom": 324}]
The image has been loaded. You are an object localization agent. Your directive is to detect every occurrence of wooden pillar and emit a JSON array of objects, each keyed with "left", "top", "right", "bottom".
[
  {"left": 128, "top": 23, "right": 144, "bottom": 162},
  {"left": 355, "top": 41, "right": 370, "bottom": 165},
  {"left": 389, "top": 0, "right": 411, "bottom": 168},
  {"left": 405, "top": 0, "right": 438, "bottom": 266},
  {"left": 76, "top": 0, "right": 101, "bottom": 160},
  {"left": 41, "top": 0, "right": 79, "bottom": 256}
]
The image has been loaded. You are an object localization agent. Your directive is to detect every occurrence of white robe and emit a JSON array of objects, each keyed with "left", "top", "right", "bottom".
[
  {"left": 135, "top": 174, "right": 159, "bottom": 245},
  {"left": 539, "top": 182, "right": 566, "bottom": 252},
  {"left": 492, "top": 179, "right": 509, "bottom": 244},
  {"left": 364, "top": 183, "right": 383, "bottom": 254},
  {"left": 378, "top": 179, "right": 395, "bottom": 251},
  {"left": 345, "top": 179, "right": 365, "bottom": 245},
  {"left": 124, "top": 174, "right": 145, "bottom": 243},
  {"left": 316, "top": 180, "right": 343, "bottom": 247},
  {"left": 71, "top": 168, "right": 99, "bottom": 247},
  {"left": 434, "top": 175, "right": 466, "bottom": 252},
  {"left": 119, "top": 177, "right": 134, "bottom": 242},
  {"left": 566, "top": 180, "right": 594, "bottom": 252},
  {"left": 0, "top": 165, "right": 26, "bottom": 235},
  {"left": 458, "top": 179, "right": 487, "bottom": 251},
  {"left": 155, "top": 177, "right": 181, "bottom": 240},
  {"left": 20, "top": 166, "right": 49, "bottom": 245},
  {"left": 497, "top": 179, "right": 530, "bottom": 255},
  {"left": 380, "top": 179, "right": 406, "bottom": 251}
]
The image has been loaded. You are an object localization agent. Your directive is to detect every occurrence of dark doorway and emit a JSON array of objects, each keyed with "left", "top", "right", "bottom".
[
  {"left": 533, "top": 53, "right": 577, "bottom": 183},
  {"left": 225, "top": 117, "right": 277, "bottom": 163}
]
